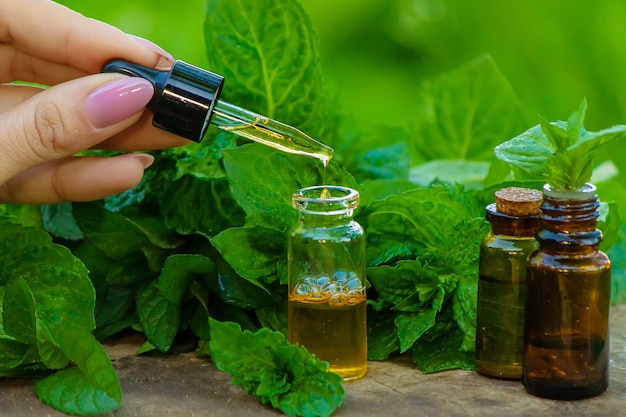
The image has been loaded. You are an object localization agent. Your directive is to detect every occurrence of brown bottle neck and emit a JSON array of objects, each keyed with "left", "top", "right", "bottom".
[
  {"left": 486, "top": 203, "right": 540, "bottom": 237},
  {"left": 536, "top": 186, "right": 602, "bottom": 250}
]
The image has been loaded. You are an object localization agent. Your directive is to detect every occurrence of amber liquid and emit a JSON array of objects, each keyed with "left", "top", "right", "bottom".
[
  {"left": 524, "top": 336, "right": 608, "bottom": 399},
  {"left": 288, "top": 292, "right": 367, "bottom": 381},
  {"left": 523, "top": 266, "right": 610, "bottom": 399},
  {"left": 475, "top": 274, "right": 526, "bottom": 378}
]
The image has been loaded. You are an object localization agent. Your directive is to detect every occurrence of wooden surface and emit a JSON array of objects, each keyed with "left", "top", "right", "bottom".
[{"left": 2, "top": 305, "right": 626, "bottom": 417}]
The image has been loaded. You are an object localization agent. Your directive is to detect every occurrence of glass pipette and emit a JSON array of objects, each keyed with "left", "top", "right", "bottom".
[{"left": 101, "top": 59, "right": 333, "bottom": 163}]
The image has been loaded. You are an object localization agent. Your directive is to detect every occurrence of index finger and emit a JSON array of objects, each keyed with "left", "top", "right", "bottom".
[{"left": 0, "top": 0, "right": 165, "bottom": 74}]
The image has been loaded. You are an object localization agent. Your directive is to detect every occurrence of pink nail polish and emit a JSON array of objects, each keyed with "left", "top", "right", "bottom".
[
  {"left": 86, "top": 78, "right": 154, "bottom": 128},
  {"left": 130, "top": 35, "right": 174, "bottom": 67}
]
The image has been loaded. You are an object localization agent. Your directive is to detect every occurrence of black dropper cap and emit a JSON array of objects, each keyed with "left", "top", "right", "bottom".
[{"left": 101, "top": 59, "right": 224, "bottom": 142}]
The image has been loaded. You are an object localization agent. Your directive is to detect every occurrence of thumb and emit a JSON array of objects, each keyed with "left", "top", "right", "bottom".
[{"left": 0, "top": 73, "right": 154, "bottom": 183}]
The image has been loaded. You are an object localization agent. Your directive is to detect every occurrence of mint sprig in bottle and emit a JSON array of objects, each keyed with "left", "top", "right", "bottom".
[{"left": 494, "top": 99, "right": 624, "bottom": 399}]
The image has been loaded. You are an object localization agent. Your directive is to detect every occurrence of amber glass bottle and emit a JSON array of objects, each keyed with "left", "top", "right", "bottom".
[
  {"left": 475, "top": 187, "right": 542, "bottom": 379},
  {"left": 523, "top": 183, "right": 611, "bottom": 400}
]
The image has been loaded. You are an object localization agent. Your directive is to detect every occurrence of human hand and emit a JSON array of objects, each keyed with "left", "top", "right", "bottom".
[{"left": 0, "top": 0, "right": 188, "bottom": 204}]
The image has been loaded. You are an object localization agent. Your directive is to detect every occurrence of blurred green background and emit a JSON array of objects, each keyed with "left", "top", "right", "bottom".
[{"left": 58, "top": 0, "right": 626, "bottom": 156}]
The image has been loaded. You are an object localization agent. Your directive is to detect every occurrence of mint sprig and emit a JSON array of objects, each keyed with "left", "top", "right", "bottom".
[
  {"left": 209, "top": 319, "right": 345, "bottom": 417},
  {"left": 494, "top": 98, "right": 626, "bottom": 190}
]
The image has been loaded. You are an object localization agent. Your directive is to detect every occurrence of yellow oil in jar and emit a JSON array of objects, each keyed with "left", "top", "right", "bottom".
[{"left": 288, "top": 289, "right": 367, "bottom": 381}]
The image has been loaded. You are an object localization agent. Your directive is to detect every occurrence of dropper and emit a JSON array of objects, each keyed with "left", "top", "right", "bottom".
[{"left": 101, "top": 59, "right": 333, "bottom": 163}]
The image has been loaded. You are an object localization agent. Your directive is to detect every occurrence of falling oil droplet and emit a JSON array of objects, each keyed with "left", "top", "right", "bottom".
[{"left": 320, "top": 158, "right": 331, "bottom": 199}]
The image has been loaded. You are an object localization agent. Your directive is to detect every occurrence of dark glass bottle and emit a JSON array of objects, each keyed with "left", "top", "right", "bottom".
[
  {"left": 523, "top": 183, "right": 611, "bottom": 400},
  {"left": 476, "top": 187, "right": 542, "bottom": 379}
]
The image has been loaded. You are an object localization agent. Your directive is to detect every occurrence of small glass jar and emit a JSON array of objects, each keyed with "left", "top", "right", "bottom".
[
  {"left": 523, "top": 183, "right": 611, "bottom": 400},
  {"left": 475, "top": 187, "right": 542, "bottom": 379},
  {"left": 287, "top": 185, "right": 367, "bottom": 381}
]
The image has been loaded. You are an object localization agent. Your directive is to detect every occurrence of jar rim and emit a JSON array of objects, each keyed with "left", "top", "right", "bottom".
[
  {"left": 543, "top": 183, "right": 597, "bottom": 200},
  {"left": 292, "top": 185, "right": 359, "bottom": 215}
]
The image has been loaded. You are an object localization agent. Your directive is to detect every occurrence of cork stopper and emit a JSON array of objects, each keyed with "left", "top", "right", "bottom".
[{"left": 495, "top": 187, "right": 543, "bottom": 216}]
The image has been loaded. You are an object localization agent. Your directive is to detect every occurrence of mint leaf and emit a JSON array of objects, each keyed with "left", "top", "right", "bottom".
[
  {"left": 41, "top": 203, "right": 83, "bottom": 240},
  {"left": 367, "top": 261, "right": 443, "bottom": 312},
  {"left": 159, "top": 254, "right": 216, "bottom": 305},
  {"left": 209, "top": 319, "right": 345, "bottom": 417},
  {"left": 211, "top": 226, "right": 285, "bottom": 286},
  {"left": 0, "top": 223, "right": 121, "bottom": 414},
  {"left": 159, "top": 175, "right": 245, "bottom": 236},
  {"left": 0, "top": 204, "right": 42, "bottom": 227},
  {"left": 204, "top": 0, "right": 326, "bottom": 138},
  {"left": 73, "top": 202, "right": 150, "bottom": 260},
  {"left": 452, "top": 274, "right": 478, "bottom": 351},
  {"left": 366, "top": 309, "right": 400, "bottom": 361},
  {"left": 208, "top": 259, "right": 274, "bottom": 309},
  {"left": 362, "top": 184, "right": 482, "bottom": 265},
  {"left": 161, "top": 133, "right": 234, "bottom": 181},
  {"left": 35, "top": 328, "right": 121, "bottom": 416},
  {"left": 3, "top": 277, "right": 37, "bottom": 345},
  {"left": 495, "top": 98, "right": 626, "bottom": 190},
  {"left": 136, "top": 281, "right": 179, "bottom": 352},
  {"left": 137, "top": 255, "right": 215, "bottom": 352},
  {"left": 411, "top": 55, "right": 529, "bottom": 162},
  {"left": 224, "top": 144, "right": 356, "bottom": 229},
  {"left": 332, "top": 124, "right": 413, "bottom": 182},
  {"left": 409, "top": 160, "right": 491, "bottom": 190},
  {"left": 413, "top": 325, "right": 475, "bottom": 373},
  {"left": 362, "top": 187, "right": 487, "bottom": 365}
]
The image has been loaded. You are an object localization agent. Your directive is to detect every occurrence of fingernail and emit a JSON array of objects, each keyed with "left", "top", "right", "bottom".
[
  {"left": 86, "top": 78, "right": 154, "bottom": 128},
  {"left": 129, "top": 153, "right": 155, "bottom": 169},
  {"left": 130, "top": 35, "right": 174, "bottom": 68}
]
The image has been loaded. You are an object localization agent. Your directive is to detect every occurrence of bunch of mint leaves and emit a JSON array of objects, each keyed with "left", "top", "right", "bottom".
[
  {"left": 495, "top": 98, "right": 626, "bottom": 191},
  {"left": 1, "top": 0, "right": 625, "bottom": 416}
]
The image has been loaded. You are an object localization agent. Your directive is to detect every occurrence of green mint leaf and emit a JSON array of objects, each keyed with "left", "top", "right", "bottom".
[
  {"left": 0, "top": 223, "right": 120, "bottom": 414},
  {"left": 0, "top": 204, "right": 42, "bottom": 228},
  {"left": 161, "top": 132, "right": 235, "bottom": 180},
  {"left": 158, "top": 175, "right": 245, "bottom": 237},
  {"left": 204, "top": 0, "right": 326, "bottom": 138},
  {"left": 209, "top": 319, "right": 345, "bottom": 417},
  {"left": 495, "top": 98, "right": 626, "bottom": 190},
  {"left": 362, "top": 184, "right": 481, "bottom": 265},
  {"left": 413, "top": 325, "right": 475, "bottom": 373},
  {"left": 159, "top": 254, "right": 216, "bottom": 305},
  {"left": 357, "top": 179, "right": 418, "bottom": 208},
  {"left": 452, "top": 274, "right": 478, "bottom": 351},
  {"left": 136, "top": 281, "right": 180, "bottom": 352},
  {"left": 493, "top": 124, "right": 555, "bottom": 178},
  {"left": 366, "top": 309, "right": 400, "bottom": 361},
  {"left": 136, "top": 254, "right": 215, "bottom": 352},
  {"left": 539, "top": 116, "right": 569, "bottom": 152},
  {"left": 409, "top": 160, "right": 491, "bottom": 190},
  {"left": 73, "top": 202, "right": 151, "bottom": 260},
  {"left": 211, "top": 226, "right": 285, "bottom": 286},
  {"left": 223, "top": 144, "right": 356, "bottom": 229},
  {"left": 566, "top": 97, "right": 588, "bottom": 144},
  {"left": 411, "top": 55, "right": 529, "bottom": 162},
  {"left": 367, "top": 261, "right": 442, "bottom": 312},
  {"left": 333, "top": 124, "right": 412, "bottom": 182},
  {"left": 395, "top": 297, "right": 442, "bottom": 353},
  {"left": 207, "top": 259, "right": 274, "bottom": 309},
  {"left": 40, "top": 203, "right": 83, "bottom": 240},
  {"left": 35, "top": 328, "right": 121, "bottom": 416},
  {"left": 0, "top": 225, "right": 95, "bottom": 335},
  {"left": 599, "top": 201, "right": 620, "bottom": 251},
  {"left": 3, "top": 277, "right": 37, "bottom": 345}
]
